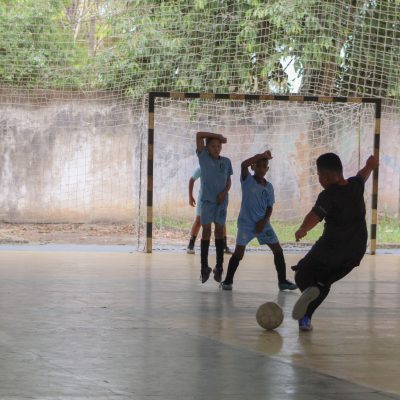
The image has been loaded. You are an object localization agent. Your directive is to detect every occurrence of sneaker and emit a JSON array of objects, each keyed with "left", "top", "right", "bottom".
[
  {"left": 292, "top": 286, "right": 320, "bottom": 320},
  {"left": 220, "top": 281, "right": 232, "bottom": 291},
  {"left": 298, "top": 316, "right": 313, "bottom": 331},
  {"left": 224, "top": 246, "right": 233, "bottom": 255},
  {"left": 200, "top": 266, "right": 212, "bottom": 283},
  {"left": 186, "top": 246, "right": 195, "bottom": 255},
  {"left": 213, "top": 266, "right": 223, "bottom": 283},
  {"left": 278, "top": 280, "right": 298, "bottom": 291}
]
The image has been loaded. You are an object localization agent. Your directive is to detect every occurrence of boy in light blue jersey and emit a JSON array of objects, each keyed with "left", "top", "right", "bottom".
[
  {"left": 186, "top": 167, "right": 232, "bottom": 255},
  {"left": 196, "top": 132, "right": 233, "bottom": 283},
  {"left": 221, "top": 151, "right": 297, "bottom": 291}
]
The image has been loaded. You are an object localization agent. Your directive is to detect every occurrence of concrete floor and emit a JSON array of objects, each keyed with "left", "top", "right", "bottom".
[{"left": 0, "top": 249, "right": 399, "bottom": 399}]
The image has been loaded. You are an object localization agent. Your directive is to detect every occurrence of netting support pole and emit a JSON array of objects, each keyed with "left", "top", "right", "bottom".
[
  {"left": 369, "top": 98, "right": 381, "bottom": 255},
  {"left": 146, "top": 93, "right": 155, "bottom": 253}
]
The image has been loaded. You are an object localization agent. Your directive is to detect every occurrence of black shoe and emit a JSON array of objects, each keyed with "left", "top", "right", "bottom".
[
  {"left": 278, "top": 280, "right": 298, "bottom": 291},
  {"left": 224, "top": 246, "right": 233, "bottom": 255},
  {"left": 213, "top": 266, "right": 223, "bottom": 283},
  {"left": 200, "top": 266, "right": 212, "bottom": 283}
]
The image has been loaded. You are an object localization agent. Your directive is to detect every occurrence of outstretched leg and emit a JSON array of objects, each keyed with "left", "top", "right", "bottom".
[
  {"left": 220, "top": 245, "right": 245, "bottom": 290},
  {"left": 292, "top": 256, "right": 355, "bottom": 326},
  {"left": 213, "top": 223, "right": 225, "bottom": 282},
  {"left": 200, "top": 223, "right": 212, "bottom": 283},
  {"left": 267, "top": 242, "right": 297, "bottom": 291}
]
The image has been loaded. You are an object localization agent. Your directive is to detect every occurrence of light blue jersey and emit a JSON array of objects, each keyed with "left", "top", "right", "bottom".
[
  {"left": 238, "top": 174, "right": 275, "bottom": 227},
  {"left": 236, "top": 173, "right": 278, "bottom": 246},
  {"left": 197, "top": 149, "right": 233, "bottom": 204}
]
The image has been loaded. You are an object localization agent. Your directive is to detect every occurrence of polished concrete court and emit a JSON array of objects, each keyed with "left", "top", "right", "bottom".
[{"left": 0, "top": 249, "right": 399, "bottom": 399}]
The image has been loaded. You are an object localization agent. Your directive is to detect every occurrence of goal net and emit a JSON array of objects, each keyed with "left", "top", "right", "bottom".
[{"left": 144, "top": 95, "right": 376, "bottom": 251}]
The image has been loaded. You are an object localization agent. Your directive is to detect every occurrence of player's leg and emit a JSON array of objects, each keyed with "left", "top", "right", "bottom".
[
  {"left": 293, "top": 258, "right": 355, "bottom": 321},
  {"left": 266, "top": 242, "right": 297, "bottom": 291},
  {"left": 212, "top": 202, "right": 228, "bottom": 283},
  {"left": 199, "top": 202, "right": 214, "bottom": 283},
  {"left": 220, "top": 245, "right": 245, "bottom": 290},
  {"left": 222, "top": 224, "right": 232, "bottom": 254},
  {"left": 290, "top": 256, "right": 322, "bottom": 330},
  {"left": 187, "top": 216, "right": 201, "bottom": 254},
  {"left": 303, "top": 264, "right": 355, "bottom": 319},
  {"left": 220, "top": 224, "right": 251, "bottom": 290},
  {"left": 213, "top": 222, "right": 225, "bottom": 282}
]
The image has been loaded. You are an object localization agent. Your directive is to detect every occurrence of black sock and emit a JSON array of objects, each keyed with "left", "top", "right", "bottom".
[
  {"left": 224, "top": 255, "right": 240, "bottom": 284},
  {"left": 274, "top": 251, "right": 286, "bottom": 283},
  {"left": 215, "top": 238, "right": 224, "bottom": 269},
  {"left": 223, "top": 236, "right": 227, "bottom": 248},
  {"left": 200, "top": 240, "right": 210, "bottom": 269},
  {"left": 188, "top": 235, "right": 196, "bottom": 248}
]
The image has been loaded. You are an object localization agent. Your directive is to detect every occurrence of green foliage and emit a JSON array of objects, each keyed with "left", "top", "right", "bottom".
[
  {"left": 0, "top": 0, "right": 85, "bottom": 88},
  {"left": 154, "top": 215, "right": 400, "bottom": 245},
  {"left": 0, "top": 0, "right": 399, "bottom": 99}
]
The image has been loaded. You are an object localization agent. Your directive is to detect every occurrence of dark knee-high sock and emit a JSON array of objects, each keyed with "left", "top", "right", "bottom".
[
  {"left": 223, "top": 236, "right": 228, "bottom": 248},
  {"left": 274, "top": 251, "right": 286, "bottom": 283},
  {"left": 224, "top": 255, "right": 240, "bottom": 284},
  {"left": 215, "top": 238, "right": 224, "bottom": 269},
  {"left": 188, "top": 235, "right": 196, "bottom": 248},
  {"left": 200, "top": 240, "right": 210, "bottom": 269},
  {"left": 305, "top": 284, "right": 330, "bottom": 318}
]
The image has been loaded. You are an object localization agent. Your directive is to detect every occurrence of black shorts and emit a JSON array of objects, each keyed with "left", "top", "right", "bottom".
[{"left": 292, "top": 253, "right": 356, "bottom": 288}]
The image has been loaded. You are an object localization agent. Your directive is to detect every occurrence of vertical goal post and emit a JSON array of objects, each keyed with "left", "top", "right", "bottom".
[{"left": 146, "top": 91, "right": 381, "bottom": 254}]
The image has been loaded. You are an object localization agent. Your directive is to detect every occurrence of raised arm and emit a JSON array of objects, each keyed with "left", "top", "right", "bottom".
[
  {"left": 241, "top": 150, "right": 272, "bottom": 179},
  {"left": 356, "top": 155, "right": 379, "bottom": 182},
  {"left": 196, "top": 131, "right": 227, "bottom": 152}
]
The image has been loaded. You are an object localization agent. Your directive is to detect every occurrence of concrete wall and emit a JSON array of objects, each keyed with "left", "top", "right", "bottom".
[{"left": 0, "top": 91, "right": 399, "bottom": 223}]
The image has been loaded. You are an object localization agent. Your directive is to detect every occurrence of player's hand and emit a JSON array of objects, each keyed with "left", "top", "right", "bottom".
[
  {"left": 366, "top": 155, "right": 379, "bottom": 170},
  {"left": 255, "top": 219, "right": 267, "bottom": 233},
  {"left": 262, "top": 150, "right": 273, "bottom": 160},
  {"left": 189, "top": 196, "right": 196, "bottom": 207},
  {"left": 217, "top": 134, "right": 227, "bottom": 144},
  {"left": 216, "top": 191, "right": 226, "bottom": 204},
  {"left": 295, "top": 228, "right": 307, "bottom": 242}
]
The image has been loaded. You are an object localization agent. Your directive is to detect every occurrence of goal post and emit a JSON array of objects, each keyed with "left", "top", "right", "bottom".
[{"left": 146, "top": 91, "right": 381, "bottom": 254}]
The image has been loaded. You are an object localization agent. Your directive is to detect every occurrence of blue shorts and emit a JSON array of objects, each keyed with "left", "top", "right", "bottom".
[
  {"left": 236, "top": 222, "right": 278, "bottom": 246},
  {"left": 200, "top": 200, "right": 228, "bottom": 226}
]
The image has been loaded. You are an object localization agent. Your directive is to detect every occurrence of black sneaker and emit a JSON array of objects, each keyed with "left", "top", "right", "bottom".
[
  {"left": 186, "top": 245, "right": 195, "bottom": 254},
  {"left": 292, "top": 286, "right": 320, "bottom": 320},
  {"left": 278, "top": 280, "right": 298, "bottom": 291},
  {"left": 200, "top": 266, "right": 212, "bottom": 283},
  {"left": 220, "top": 281, "right": 233, "bottom": 291},
  {"left": 213, "top": 266, "right": 223, "bottom": 283},
  {"left": 224, "top": 246, "right": 233, "bottom": 255}
]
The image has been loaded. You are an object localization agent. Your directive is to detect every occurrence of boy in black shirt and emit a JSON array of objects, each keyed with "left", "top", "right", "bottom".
[{"left": 291, "top": 153, "right": 379, "bottom": 331}]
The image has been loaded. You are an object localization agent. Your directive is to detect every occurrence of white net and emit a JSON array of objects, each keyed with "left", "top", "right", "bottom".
[
  {"left": 0, "top": 0, "right": 399, "bottom": 246},
  {"left": 148, "top": 97, "right": 375, "bottom": 249}
]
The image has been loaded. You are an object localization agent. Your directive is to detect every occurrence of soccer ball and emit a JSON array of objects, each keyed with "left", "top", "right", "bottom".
[{"left": 256, "top": 302, "right": 284, "bottom": 330}]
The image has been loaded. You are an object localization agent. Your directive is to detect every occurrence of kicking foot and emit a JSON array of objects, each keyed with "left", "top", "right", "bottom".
[
  {"left": 298, "top": 316, "right": 313, "bottom": 331},
  {"left": 200, "top": 266, "right": 212, "bottom": 283},
  {"left": 292, "top": 286, "right": 320, "bottom": 320},
  {"left": 278, "top": 280, "right": 298, "bottom": 291}
]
